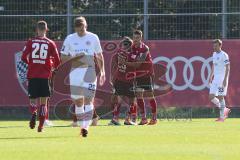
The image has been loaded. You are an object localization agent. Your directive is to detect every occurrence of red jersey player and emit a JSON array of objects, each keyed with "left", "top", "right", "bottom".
[
  {"left": 109, "top": 37, "right": 137, "bottom": 125},
  {"left": 21, "top": 21, "right": 61, "bottom": 132},
  {"left": 130, "top": 30, "right": 157, "bottom": 125}
]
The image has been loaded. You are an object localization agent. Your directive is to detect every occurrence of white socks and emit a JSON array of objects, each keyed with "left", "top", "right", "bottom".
[
  {"left": 75, "top": 105, "right": 84, "bottom": 127},
  {"left": 211, "top": 97, "right": 225, "bottom": 119},
  {"left": 83, "top": 104, "right": 94, "bottom": 130},
  {"left": 75, "top": 104, "right": 94, "bottom": 130},
  {"left": 211, "top": 97, "right": 220, "bottom": 108},
  {"left": 219, "top": 99, "right": 226, "bottom": 119}
]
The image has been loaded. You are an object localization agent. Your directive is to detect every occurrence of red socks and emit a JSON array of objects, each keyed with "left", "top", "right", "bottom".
[
  {"left": 137, "top": 98, "right": 157, "bottom": 120},
  {"left": 113, "top": 103, "right": 121, "bottom": 120},
  {"left": 29, "top": 103, "right": 38, "bottom": 114},
  {"left": 137, "top": 98, "right": 146, "bottom": 119},
  {"left": 38, "top": 104, "right": 47, "bottom": 129},
  {"left": 129, "top": 103, "right": 137, "bottom": 120},
  {"left": 149, "top": 98, "right": 157, "bottom": 119}
]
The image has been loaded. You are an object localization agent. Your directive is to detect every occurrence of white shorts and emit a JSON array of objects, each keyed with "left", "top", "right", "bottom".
[
  {"left": 209, "top": 78, "right": 228, "bottom": 96},
  {"left": 69, "top": 68, "right": 97, "bottom": 100}
]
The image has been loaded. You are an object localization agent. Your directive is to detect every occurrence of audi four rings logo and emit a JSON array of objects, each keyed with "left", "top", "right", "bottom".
[{"left": 153, "top": 56, "right": 213, "bottom": 91}]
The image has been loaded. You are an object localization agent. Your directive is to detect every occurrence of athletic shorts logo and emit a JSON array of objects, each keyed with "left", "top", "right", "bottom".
[{"left": 153, "top": 56, "right": 212, "bottom": 91}]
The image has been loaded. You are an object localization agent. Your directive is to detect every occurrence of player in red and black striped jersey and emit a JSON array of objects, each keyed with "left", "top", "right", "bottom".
[
  {"left": 21, "top": 21, "right": 60, "bottom": 132},
  {"left": 109, "top": 37, "right": 137, "bottom": 125},
  {"left": 129, "top": 30, "right": 157, "bottom": 125}
]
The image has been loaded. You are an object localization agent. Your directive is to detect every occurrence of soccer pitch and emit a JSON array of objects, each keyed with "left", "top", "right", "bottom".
[{"left": 0, "top": 119, "right": 240, "bottom": 160}]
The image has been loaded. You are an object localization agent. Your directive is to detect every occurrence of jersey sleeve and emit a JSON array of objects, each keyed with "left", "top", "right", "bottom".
[
  {"left": 21, "top": 39, "right": 32, "bottom": 64},
  {"left": 51, "top": 42, "right": 61, "bottom": 69},
  {"left": 60, "top": 36, "right": 71, "bottom": 56},
  {"left": 94, "top": 35, "right": 103, "bottom": 54},
  {"left": 223, "top": 53, "right": 230, "bottom": 65}
]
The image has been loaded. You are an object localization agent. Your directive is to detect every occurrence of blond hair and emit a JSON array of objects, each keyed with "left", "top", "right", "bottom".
[{"left": 213, "top": 39, "right": 222, "bottom": 45}]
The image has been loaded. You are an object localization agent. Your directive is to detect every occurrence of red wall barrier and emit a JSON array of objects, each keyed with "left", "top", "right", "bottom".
[{"left": 0, "top": 40, "right": 239, "bottom": 107}]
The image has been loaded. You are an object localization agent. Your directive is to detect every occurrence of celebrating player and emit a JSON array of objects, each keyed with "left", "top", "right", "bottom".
[
  {"left": 21, "top": 21, "right": 61, "bottom": 132},
  {"left": 209, "top": 39, "right": 231, "bottom": 122},
  {"left": 61, "top": 17, "right": 105, "bottom": 137},
  {"left": 109, "top": 37, "right": 137, "bottom": 125},
  {"left": 130, "top": 30, "right": 157, "bottom": 125}
]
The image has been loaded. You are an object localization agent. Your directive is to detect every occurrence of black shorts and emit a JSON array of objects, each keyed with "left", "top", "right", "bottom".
[
  {"left": 113, "top": 80, "right": 135, "bottom": 98},
  {"left": 135, "top": 76, "right": 154, "bottom": 91},
  {"left": 28, "top": 78, "right": 51, "bottom": 99}
]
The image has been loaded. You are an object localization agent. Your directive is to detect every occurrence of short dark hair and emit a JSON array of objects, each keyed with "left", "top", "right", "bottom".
[
  {"left": 74, "top": 16, "right": 87, "bottom": 27},
  {"left": 213, "top": 39, "right": 222, "bottom": 45},
  {"left": 133, "top": 30, "right": 143, "bottom": 36},
  {"left": 121, "top": 36, "right": 133, "bottom": 47},
  {"left": 36, "top": 20, "right": 48, "bottom": 31}
]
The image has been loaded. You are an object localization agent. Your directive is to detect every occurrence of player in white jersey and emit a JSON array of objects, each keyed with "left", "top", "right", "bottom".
[
  {"left": 209, "top": 39, "right": 231, "bottom": 122},
  {"left": 61, "top": 17, "right": 106, "bottom": 137}
]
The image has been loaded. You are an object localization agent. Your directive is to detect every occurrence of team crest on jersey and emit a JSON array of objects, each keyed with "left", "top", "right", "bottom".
[
  {"left": 15, "top": 51, "right": 28, "bottom": 95},
  {"left": 86, "top": 41, "right": 91, "bottom": 45}
]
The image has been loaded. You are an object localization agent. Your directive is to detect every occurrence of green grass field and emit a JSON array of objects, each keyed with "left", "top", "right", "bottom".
[{"left": 0, "top": 119, "right": 240, "bottom": 160}]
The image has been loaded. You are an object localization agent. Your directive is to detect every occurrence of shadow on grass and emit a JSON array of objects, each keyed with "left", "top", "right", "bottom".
[
  {"left": 0, "top": 126, "right": 25, "bottom": 129},
  {"left": 0, "top": 136, "right": 75, "bottom": 140},
  {"left": 0, "top": 125, "right": 73, "bottom": 129},
  {"left": 0, "top": 124, "right": 109, "bottom": 129}
]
